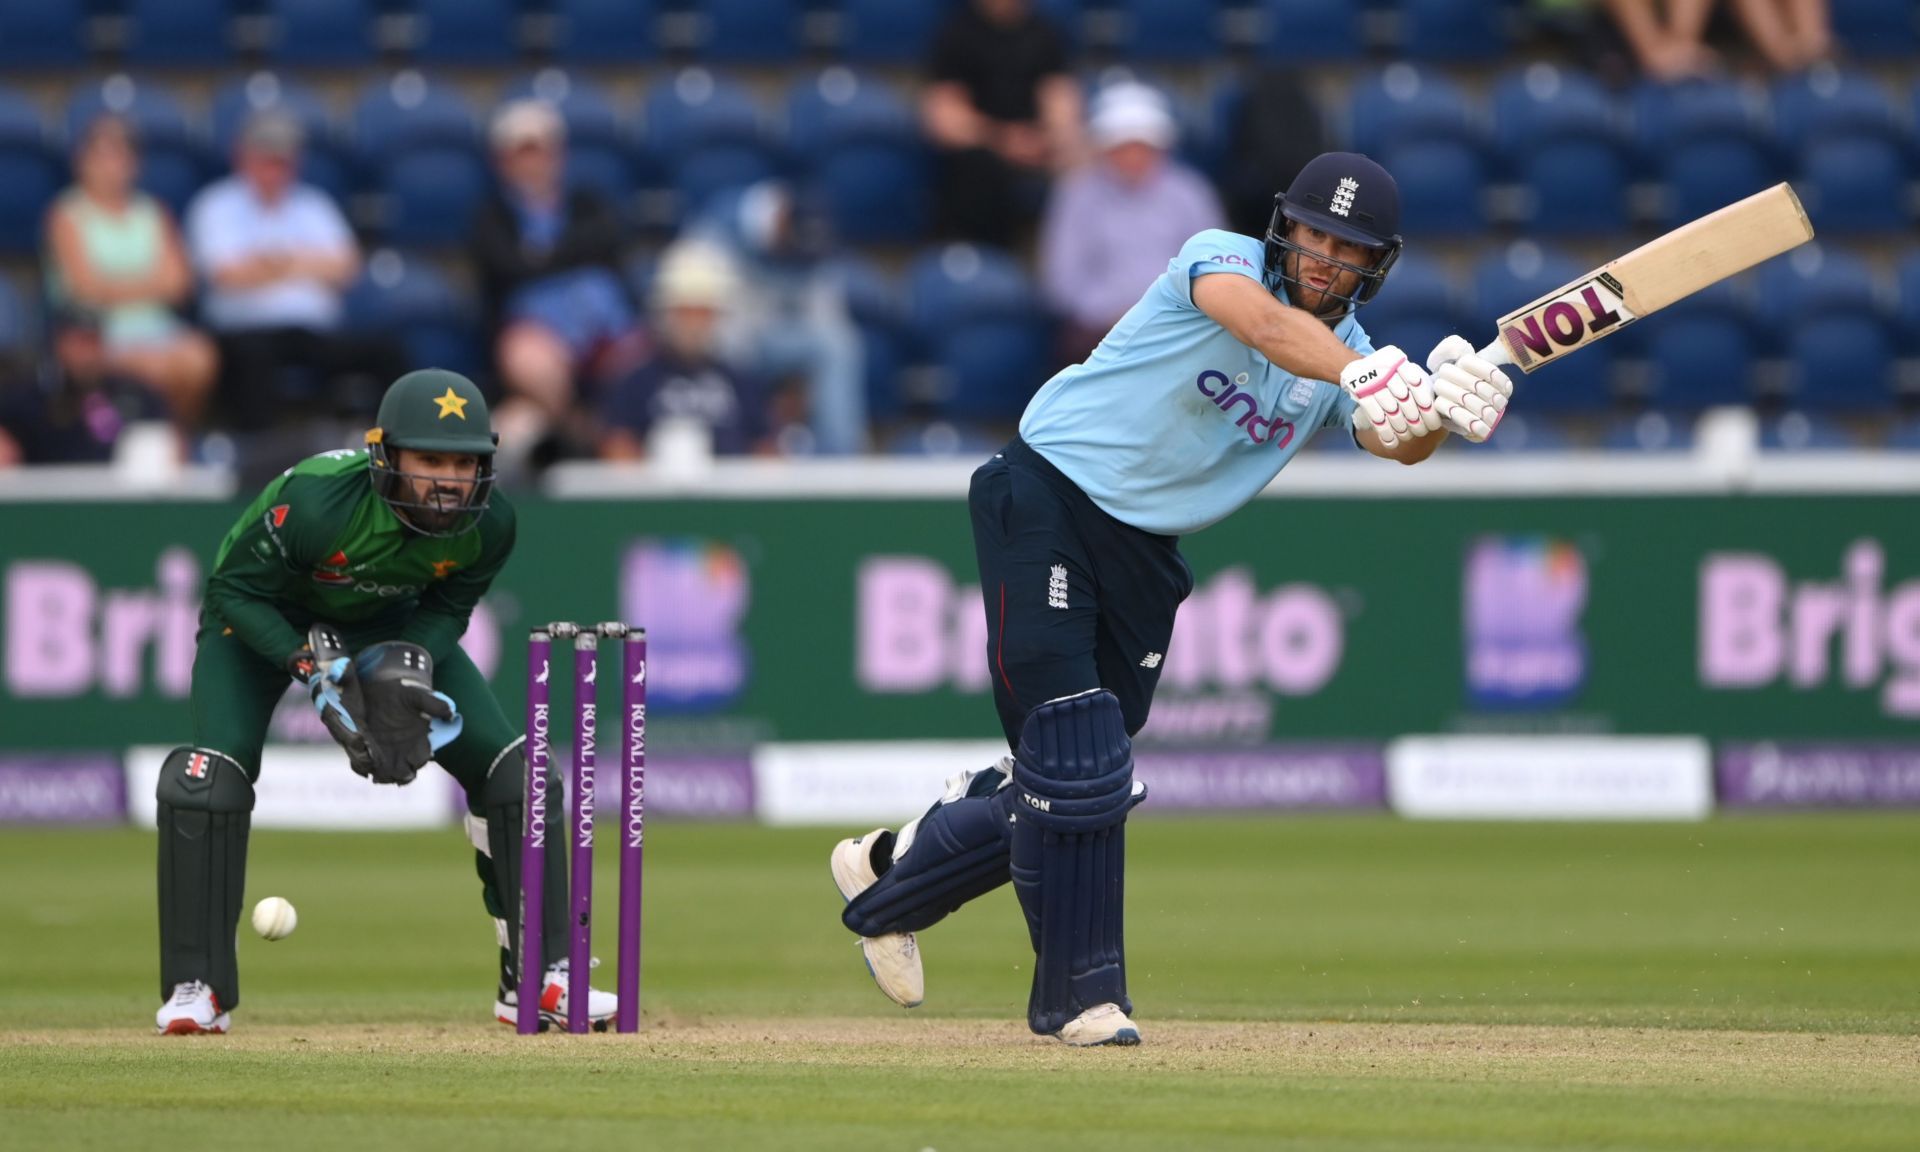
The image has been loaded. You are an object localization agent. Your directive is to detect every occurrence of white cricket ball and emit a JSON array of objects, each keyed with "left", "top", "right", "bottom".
[{"left": 251, "top": 896, "right": 298, "bottom": 941}]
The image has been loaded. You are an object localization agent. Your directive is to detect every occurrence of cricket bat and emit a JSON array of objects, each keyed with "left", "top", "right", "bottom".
[{"left": 1479, "top": 183, "right": 1815, "bottom": 371}]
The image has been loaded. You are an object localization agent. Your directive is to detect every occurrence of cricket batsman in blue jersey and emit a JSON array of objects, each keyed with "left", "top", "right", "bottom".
[{"left": 830, "top": 152, "right": 1516, "bottom": 1046}]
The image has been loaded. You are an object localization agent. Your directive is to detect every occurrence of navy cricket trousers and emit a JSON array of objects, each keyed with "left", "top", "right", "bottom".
[{"left": 969, "top": 438, "right": 1195, "bottom": 749}]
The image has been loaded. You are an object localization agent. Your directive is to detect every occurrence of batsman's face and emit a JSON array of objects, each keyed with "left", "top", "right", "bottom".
[
  {"left": 1284, "top": 222, "right": 1375, "bottom": 318},
  {"left": 393, "top": 448, "right": 480, "bottom": 532}
]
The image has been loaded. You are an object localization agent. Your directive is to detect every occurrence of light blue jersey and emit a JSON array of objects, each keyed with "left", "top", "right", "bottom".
[{"left": 1018, "top": 229, "right": 1372, "bottom": 536}]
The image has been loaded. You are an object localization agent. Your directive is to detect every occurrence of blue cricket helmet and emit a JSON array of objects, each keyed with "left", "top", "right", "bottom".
[{"left": 1263, "top": 151, "right": 1403, "bottom": 313}]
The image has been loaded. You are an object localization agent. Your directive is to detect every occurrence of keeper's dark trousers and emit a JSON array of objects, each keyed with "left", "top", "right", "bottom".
[{"left": 970, "top": 438, "right": 1194, "bottom": 747}]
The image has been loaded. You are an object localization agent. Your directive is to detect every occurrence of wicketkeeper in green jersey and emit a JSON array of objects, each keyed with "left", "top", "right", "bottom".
[{"left": 154, "top": 368, "right": 613, "bottom": 1034}]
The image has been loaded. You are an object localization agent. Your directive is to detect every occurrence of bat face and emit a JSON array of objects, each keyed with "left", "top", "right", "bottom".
[{"left": 1497, "top": 272, "right": 1637, "bottom": 371}]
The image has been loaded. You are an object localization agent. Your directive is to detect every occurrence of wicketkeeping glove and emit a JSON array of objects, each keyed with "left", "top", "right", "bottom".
[
  {"left": 305, "top": 628, "right": 462, "bottom": 785},
  {"left": 1425, "top": 335, "right": 1513, "bottom": 444},
  {"left": 1340, "top": 345, "right": 1442, "bottom": 449}
]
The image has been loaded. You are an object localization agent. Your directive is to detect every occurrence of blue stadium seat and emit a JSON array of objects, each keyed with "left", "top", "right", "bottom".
[
  {"left": 263, "top": 0, "right": 374, "bottom": 65},
  {"left": 908, "top": 244, "right": 1050, "bottom": 422},
  {"left": 1887, "top": 418, "right": 1920, "bottom": 451},
  {"left": 412, "top": 0, "right": 518, "bottom": 64},
  {"left": 789, "top": 70, "right": 927, "bottom": 244},
  {"left": 211, "top": 75, "right": 353, "bottom": 204},
  {"left": 0, "top": 276, "right": 29, "bottom": 353},
  {"left": 641, "top": 70, "right": 775, "bottom": 221},
  {"left": 840, "top": 0, "right": 946, "bottom": 63},
  {"left": 693, "top": 0, "right": 802, "bottom": 63},
  {"left": 1760, "top": 411, "right": 1861, "bottom": 451},
  {"left": 1658, "top": 134, "right": 1779, "bottom": 228},
  {"left": 1114, "top": 0, "right": 1223, "bottom": 61},
  {"left": 0, "top": 1, "right": 86, "bottom": 68},
  {"left": 1756, "top": 246, "right": 1892, "bottom": 411},
  {"left": 345, "top": 251, "right": 482, "bottom": 379},
  {"left": 1381, "top": 138, "right": 1489, "bottom": 237},
  {"left": 1358, "top": 254, "right": 1460, "bottom": 366},
  {"left": 0, "top": 91, "right": 63, "bottom": 256},
  {"left": 1601, "top": 411, "right": 1695, "bottom": 452},
  {"left": 551, "top": 0, "right": 659, "bottom": 63},
  {"left": 1256, "top": 0, "right": 1362, "bottom": 60},
  {"left": 1832, "top": 0, "right": 1919, "bottom": 57},
  {"left": 1454, "top": 413, "right": 1575, "bottom": 452},
  {"left": 1350, "top": 66, "right": 1478, "bottom": 156},
  {"left": 1472, "top": 242, "right": 1615, "bottom": 413},
  {"left": 500, "top": 73, "right": 633, "bottom": 204},
  {"left": 1797, "top": 138, "right": 1908, "bottom": 234},
  {"left": 1896, "top": 251, "right": 1920, "bottom": 355},
  {"left": 68, "top": 79, "right": 211, "bottom": 220},
  {"left": 1641, "top": 282, "right": 1756, "bottom": 410},
  {"left": 1492, "top": 66, "right": 1629, "bottom": 234},
  {"left": 1771, "top": 66, "right": 1899, "bottom": 151},
  {"left": 831, "top": 255, "right": 910, "bottom": 422},
  {"left": 354, "top": 76, "right": 486, "bottom": 247},
  {"left": 1397, "top": 0, "right": 1507, "bottom": 61},
  {"left": 125, "top": 0, "right": 232, "bottom": 65}
]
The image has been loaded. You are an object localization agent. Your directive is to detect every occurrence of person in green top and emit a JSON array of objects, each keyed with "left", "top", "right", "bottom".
[{"left": 153, "top": 368, "right": 612, "bottom": 1035}]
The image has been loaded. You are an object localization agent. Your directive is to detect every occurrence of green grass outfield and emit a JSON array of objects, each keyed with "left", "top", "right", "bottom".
[{"left": 2, "top": 815, "right": 1916, "bottom": 1150}]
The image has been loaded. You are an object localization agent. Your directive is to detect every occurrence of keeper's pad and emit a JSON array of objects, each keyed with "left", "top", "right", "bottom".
[
  {"left": 842, "top": 764, "right": 1016, "bottom": 937},
  {"left": 470, "top": 742, "right": 568, "bottom": 993},
  {"left": 156, "top": 747, "right": 255, "bottom": 1010},
  {"left": 1010, "top": 690, "right": 1146, "bottom": 1036}
]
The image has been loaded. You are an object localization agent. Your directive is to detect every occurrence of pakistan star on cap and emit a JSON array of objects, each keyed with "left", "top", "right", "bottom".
[{"left": 153, "top": 368, "right": 616, "bottom": 1035}]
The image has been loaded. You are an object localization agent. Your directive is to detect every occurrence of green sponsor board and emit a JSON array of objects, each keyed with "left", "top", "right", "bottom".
[{"left": 3, "top": 496, "right": 1919, "bottom": 747}]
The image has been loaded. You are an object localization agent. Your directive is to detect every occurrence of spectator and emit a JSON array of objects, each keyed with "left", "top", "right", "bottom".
[
  {"left": 686, "top": 182, "right": 866, "bottom": 455},
  {"left": 1040, "top": 83, "right": 1224, "bottom": 365},
  {"left": 1217, "top": 69, "right": 1329, "bottom": 237},
  {"left": 186, "top": 111, "right": 407, "bottom": 432},
  {"left": 599, "top": 240, "right": 782, "bottom": 460},
  {"left": 1597, "top": 0, "right": 1831, "bottom": 79},
  {"left": 471, "top": 99, "right": 642, "bottom": 473},
  {"left": 923, "top": 0, "right": 1084, "bottom": 247},
  {"left": 45, "top": 116, "right": 217, "bottom": 434},
  {"left": 1726, "top": 0, "right": 1831, "bottom": 72}
]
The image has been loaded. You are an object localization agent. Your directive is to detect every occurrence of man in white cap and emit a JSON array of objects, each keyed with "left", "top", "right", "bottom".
[{"left": 1039, "top": 82, "right": 1224, "bottom": 364}]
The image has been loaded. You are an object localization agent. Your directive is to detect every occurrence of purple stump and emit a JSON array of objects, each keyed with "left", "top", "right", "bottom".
[
  {"left": 617, "top": 627, "right": 647, "bottom": 1033},
  {"left": 518, "top": 628, "right": 553, "bottom": 1035},
  {"left": 568, "top": 626, "right": 598, "bottom": 1033}
]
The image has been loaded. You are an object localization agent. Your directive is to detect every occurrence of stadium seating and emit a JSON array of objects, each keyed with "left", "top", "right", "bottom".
[
  {"left": 125, "top": 0, "right": 232, "bottom": 65},
  {"left": 1349, "top": 65, "right": 1476, "bottom": 157},
  {"left": 1832, "top": 0, "right": 1920, "bottom": 57},
  {"left": 67, "top": 79, "right": 211, "bottom": 220},
  {"left": 344, "top": 250, "right": 482, "bottom": 380},
  {"left": 0, "top": 1, "right": 86, "bottom": 69},
  {"left": 1492, "top": 65, "right": 1629, "bottom": 234},
  {"left": 1453, "top": 413, "right": 1575, "bottom": 452},
  {"left": 1397, "top": 0, "right": 1507, "bottom": 61},
  {"left": 551, "top": 0, "right": 661, "bottom": 63},
  {"left": 0, "top": 90, "right": 65, "bottom": 256},
  {"left": 1771, "top": 67, "right": 1900, "bottom": 149},
  {"left": 0, "top": 274, "right": 31, "bottom": 354},
  {"left": 211, "top": 74, "right": 353, "bottom": 203},
  {"left": 1114, "top": 0, "right": 1223, "bottom": 61},
  {"left": 908, "top": 244, "right": 1049, "bottom": 422},
  {"left": 353, "top": 74, "right": 487, "bottom": 247},
  {"left": 1358, "top": 254, "right": 1460, "bottom": 368},
  {"left": 1255, "top": 0, "right": 1363, "bottom": 61},
  {"left": 831, "top": 255, "right": 911, "bottom": 422},
  {"left": 1756, "top": 246, "right": 1893, "bottom": 411},
  {"left": 840, "top": 0, "right": 947, "bottom": 63},
  {"left": 411, "top": 0, "right": 519, "bottom": 64},
  {"left": 264, "top": 0, "right": 376, "bottom": 66},
  {"left": 694, "top": 0, "right": 803, "bottom": 63},
  {"left": 641, "top": 69, "right": 777, "bottom": 223},
  {"left": 1640, "top": 281, "right": 1757, "bottom": 410},
  {"left": 1896, "top": 252, "right": 1920, "bottom": 357},
  {"left": 1760, "top": 411, "right": 1861, "bottom": 451},
  {"left": 1472, "top": 242, "right": 1614, "bottom": 413},
  {"left": 787, "top": 70, "right": 928, "bottom": 245},
  {"left": 1601, "top": 411, "right": 1695, "bottom": 453}
]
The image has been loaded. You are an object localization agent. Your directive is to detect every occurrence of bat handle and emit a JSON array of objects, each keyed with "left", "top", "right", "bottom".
[{"left": 1476, "top": 338, "right": 1513, "bottom": 368}]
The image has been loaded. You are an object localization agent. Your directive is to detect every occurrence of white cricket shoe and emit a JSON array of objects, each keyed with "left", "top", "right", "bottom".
[
  {"left": 155, "top": 980, "right": 230, "bottom": 1035},
  {"left": 1055, "top": 1003, "right": 1141, "bottom": 1047},
  {"left": 830, "top": 829, "right": 924, "bottom": 1008},
  {"left": 493, "top": 959, "right": 618, "bottom": 1031}
]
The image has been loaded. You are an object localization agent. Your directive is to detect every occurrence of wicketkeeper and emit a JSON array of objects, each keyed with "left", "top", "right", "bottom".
[{"left": 154, "top": 368, "right": 613, "bottom": 1034}]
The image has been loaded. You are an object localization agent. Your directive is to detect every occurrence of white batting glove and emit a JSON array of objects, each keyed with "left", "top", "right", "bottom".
[
  {"left": 1425, "top": 335, "right": 1513, "bottom": 444},
  {"left": 1339, "top": 346, "right": 1441, "bottom": 449}
]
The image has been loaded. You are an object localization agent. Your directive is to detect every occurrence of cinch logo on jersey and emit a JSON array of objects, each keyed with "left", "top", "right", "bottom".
[
  {"left": 1196, "top": 370, "right": 1296, "bottom": 448},
  {"left": 311, "top": 550, "right": 351, "bottom": 585}
]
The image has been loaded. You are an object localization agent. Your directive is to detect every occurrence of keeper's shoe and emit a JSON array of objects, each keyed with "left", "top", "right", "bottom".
[
  {"left": 1054, "top": 1003, "right": 1141, "bottom": 1048},
  {"left": 155, "top": 980, "right": 230, "bottom": 1036},
  {"left": 830, "top": 829, "right": 924, "bottom": 1009},
  {"left": 493, "top": 959, "right": 618, "bottom": 1031}
]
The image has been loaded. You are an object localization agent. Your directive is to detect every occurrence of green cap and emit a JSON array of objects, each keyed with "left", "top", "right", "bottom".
[{"left": 368, "top": 369, "right": 496, "bottom": 455}]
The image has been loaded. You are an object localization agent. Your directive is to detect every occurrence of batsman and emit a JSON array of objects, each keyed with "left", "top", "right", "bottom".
[{"left": 154, "top": 368, "right": 614, "bottom": 1034}]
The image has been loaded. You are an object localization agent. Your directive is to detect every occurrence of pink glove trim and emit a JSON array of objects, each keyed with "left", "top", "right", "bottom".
[{"left": 1351, "top": 354, "right": 1408, "bottom": 399}]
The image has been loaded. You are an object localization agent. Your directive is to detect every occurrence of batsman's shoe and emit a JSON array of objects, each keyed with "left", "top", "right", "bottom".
[
  {"left": 831, "top": 830, "right": 924, "bottom": 1009},
  {"left": 1055, "top": 1003, "right": 1141, "bottom": 1048},
  {"left": 155, "top": 980, "right": 230, "bottom": 1036},
  {"left": 494, "top": 959, "right": 618, "bottom": 1031}
]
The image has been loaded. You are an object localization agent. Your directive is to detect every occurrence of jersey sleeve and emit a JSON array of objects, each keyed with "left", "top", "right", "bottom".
[
  {"left": 402, "top": 494, "right": 516, "bottom": 664},
  {"left": 1164, "top": 230, "right": 1267, "bottom": 310},
  {"left": 202, "top": 475, "right": 335, "bottom": 664}
]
